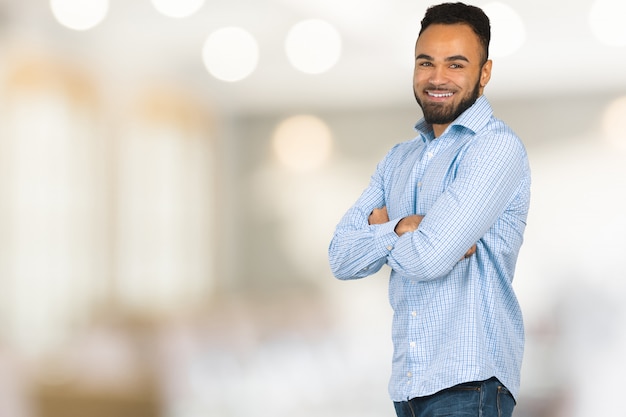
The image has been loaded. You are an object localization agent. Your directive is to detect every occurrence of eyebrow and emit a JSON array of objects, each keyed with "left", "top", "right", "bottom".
[{"left": 416, "top": 54, "right": 471, "bottom": 63}]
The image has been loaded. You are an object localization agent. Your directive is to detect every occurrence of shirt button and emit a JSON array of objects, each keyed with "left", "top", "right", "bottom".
[
  {"left": 410, "top": 341, "right": 416, "bottom": 348},
  {"left": 386, "top": 245, "right": 393, "bottom": 251},
  {"left": 407, "top": 372, "right": 413, "bottom": 378},
  {"left": 411, "top": 311, "right": 417, "bottom": 317},
  {"left": 426, "top": 152, "right": 433, "bottom": 159},
  {"left": 417, "top": 182, "right": 422, "bottom": 188}
]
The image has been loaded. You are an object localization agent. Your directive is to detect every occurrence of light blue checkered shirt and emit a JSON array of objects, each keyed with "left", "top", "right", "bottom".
[{"left": 328, "top": 95, "right": 531, "bottom": 402}]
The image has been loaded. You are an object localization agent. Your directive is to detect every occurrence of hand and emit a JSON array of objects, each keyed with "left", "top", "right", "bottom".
[
  {"left": 381, "top": 211, "right": 477, "bottom": 259},
  {"left": 368, "top": 206, "right": 389, "bottom": 225},
  {"left": 461, "top": 244, "right": 477, "bottom": 260},
  {"left": 394, "top": 214, "right": 424, "bottom": 236}
]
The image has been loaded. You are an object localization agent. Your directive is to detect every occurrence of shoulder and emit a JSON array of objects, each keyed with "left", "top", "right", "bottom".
[
  {"left": 393, "top": 135, "right": 427, "bottom": 154},
  {"left": 471, "top": 116, "right": 528, "bottom": 158},
  {"left": 456, "top": 117, "right": 530, "bottom": 179},
  {"left": 381, "top": 136, "right": 425, "bottom": 163}
]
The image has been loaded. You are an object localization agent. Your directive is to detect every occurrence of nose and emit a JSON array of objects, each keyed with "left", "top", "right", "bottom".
[{"left": 428, "top": 66, "right": 447, "bottom": 87}]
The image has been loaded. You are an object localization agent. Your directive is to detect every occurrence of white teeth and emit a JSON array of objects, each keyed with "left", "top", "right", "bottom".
[{"left": 428, "top": 92, "right": 453, "bottom": 98}]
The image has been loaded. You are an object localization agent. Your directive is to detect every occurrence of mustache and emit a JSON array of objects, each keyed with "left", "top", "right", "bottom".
[{"left": 423, "top": 83, "right": 454, "bottom": 91}]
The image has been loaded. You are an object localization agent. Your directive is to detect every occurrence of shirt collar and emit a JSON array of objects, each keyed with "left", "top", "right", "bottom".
[{"left": 414, "top": 95, "right": 493, "bottom": 139}]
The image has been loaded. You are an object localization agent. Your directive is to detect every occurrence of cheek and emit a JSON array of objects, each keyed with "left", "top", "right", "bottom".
[
  {"left": 456, "top": 73, "right": 479, "bottom": 90},
  {"left": 413, "top": 71, "right": 429, "bottom": 86}
]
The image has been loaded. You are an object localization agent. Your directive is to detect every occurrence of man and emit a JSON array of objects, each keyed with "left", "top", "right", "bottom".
[{"left": 328, "top": 3, "right": 531, "bottom": 416}]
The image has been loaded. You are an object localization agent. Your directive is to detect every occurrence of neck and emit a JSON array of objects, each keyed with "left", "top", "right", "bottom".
[{"left": 432, "top": 123, "right": 449, "bottom": 138}]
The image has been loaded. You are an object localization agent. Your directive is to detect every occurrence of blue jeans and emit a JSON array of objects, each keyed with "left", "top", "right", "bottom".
[{"left": 393, "top": 377, "right": 516, "bottom": 417}]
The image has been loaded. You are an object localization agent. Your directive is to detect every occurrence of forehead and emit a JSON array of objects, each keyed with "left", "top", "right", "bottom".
[{"left": 415, "top": 23, "right": 482, "bottom": 60}]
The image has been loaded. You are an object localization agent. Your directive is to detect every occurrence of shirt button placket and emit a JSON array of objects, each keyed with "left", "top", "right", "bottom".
[{"left": 406, "top": 371, "right": 413, "bottom": 386}]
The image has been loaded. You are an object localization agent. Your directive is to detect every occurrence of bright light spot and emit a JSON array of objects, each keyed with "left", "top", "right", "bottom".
[
  {"left": 285, "top": 19, "right": 342, "bottom": 74},
  {"left": 202, "top": 27, "right": 259, "bottom": 82},
  {"left": 602, "top": 96, "right": 626, "bottom": 150},
  {"left": 483, "top": 2, "right": 526, "bottom": 57},
  {"left": 50, "top": 0, "right": 109, "bottom": 31},
  {"left": 151, "top": 0, "right": 205, "bottom": 18},
  {"left": 272, "top": 115, "right": 333, "bottom": 172},
  {"left": 589, "top": 0, "right": 626, "bottom": 47}
]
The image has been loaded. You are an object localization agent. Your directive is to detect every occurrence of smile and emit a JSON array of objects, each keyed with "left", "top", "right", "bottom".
[{"left": 427, "top": 91, "right": 454, "bottom": 98}]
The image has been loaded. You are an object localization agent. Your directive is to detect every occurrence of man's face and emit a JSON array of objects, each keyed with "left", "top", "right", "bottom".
[{"left": 413, "top": 23, "right": 492, "bottom": 133}]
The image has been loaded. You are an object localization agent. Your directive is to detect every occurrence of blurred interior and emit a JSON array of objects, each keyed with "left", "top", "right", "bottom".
[{"left": 0, "top": 0, "right": 625, "bottom": 416}]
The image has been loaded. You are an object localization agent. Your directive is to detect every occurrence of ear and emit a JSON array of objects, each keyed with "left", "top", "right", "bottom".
[{"left": 480, "top": 59, "right": 493, "bottom": 89}]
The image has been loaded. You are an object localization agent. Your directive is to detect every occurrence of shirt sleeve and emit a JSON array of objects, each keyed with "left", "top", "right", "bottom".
[
  {"left": 387, "top": 129, "right": 529, "bottom": 281},
  {"left": 328, "top": 150, "right": 401, "bottom": 280}
]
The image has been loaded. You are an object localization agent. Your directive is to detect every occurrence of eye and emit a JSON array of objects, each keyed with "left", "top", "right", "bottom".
[
  {"left": 417, "top": 61, "right": 433, "bottom": 67},
  {"left": 449, "top": 63, "right": 464, "bottom": 69}
]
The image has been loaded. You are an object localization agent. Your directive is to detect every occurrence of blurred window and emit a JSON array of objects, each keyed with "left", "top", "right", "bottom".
[
  {"left": 115, "top": 89, "right": 215, "bottom": 315},
  {"left": 0, "top": 58, "right": 106, "bottom": 356}
]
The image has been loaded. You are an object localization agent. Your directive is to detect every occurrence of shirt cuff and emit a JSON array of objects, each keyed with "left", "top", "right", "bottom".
[{"left": 373, "top": 219, "right": 400, "bottom": 256}]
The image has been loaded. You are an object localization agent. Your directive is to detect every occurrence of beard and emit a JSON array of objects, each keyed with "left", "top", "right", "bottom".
[{"left": 414, "top": 78, "right": 481, "bottom": 126}]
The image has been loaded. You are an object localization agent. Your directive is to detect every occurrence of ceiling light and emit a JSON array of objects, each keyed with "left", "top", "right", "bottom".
[
  {"left": 202, "top": 27, "right": 259, "bottom": 82},
  {"left": 272, "top": 115, "right": 333, "bottom": 172},
  {"left": 483, "top": 2, "right": 526, "bottom": 58},
  {"left": 589, "top": 0, "right": 626, "bottom": 47},
  {"left": 50, "top": 0, "right": 109, "bottom": 31},
  {"left": 285, "top": 19, "right": 342, "bottom": 74},
  {"left": 151, "top": 0, "right": 205, "bottom": 18}
]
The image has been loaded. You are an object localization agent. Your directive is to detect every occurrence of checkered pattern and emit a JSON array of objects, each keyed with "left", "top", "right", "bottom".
[{"left": 328, "top": 96, "right": 531, "bottom": 401}]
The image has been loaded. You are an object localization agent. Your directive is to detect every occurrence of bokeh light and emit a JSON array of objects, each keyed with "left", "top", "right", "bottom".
[
  {"left": 285, "top": 19, "right": 342, "bottom": 74},
  {"left": 602, "top": 95, "right": 626, "bottom": 150},
  {"left": 589, "top": 0, "right": 626, "bottom": 47},
  {"left": 151, "top": 0, "right": 205, "bottom": 18},
  {"left": 272, "top": 115, "right": 333, "bottom": 172},
  {"left": 483, "top": 2, "right": 526, "bottom": 58},
  {"left": 202, "top": 27, "right": 259, "bottom": 82},
  {"left": 50, "top": 0, "right": 109, "bottom": 31}
]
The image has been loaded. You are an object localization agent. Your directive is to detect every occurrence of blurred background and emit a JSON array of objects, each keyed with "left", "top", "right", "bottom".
[{"left": 0, "top": 0, "right": 625, "bottom": 416}]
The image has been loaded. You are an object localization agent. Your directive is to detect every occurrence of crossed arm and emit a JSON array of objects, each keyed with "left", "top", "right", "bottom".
[
  {"left": 368, "top": 206, "right": 477, "bottom": 260},
  {"left": 330, "top": 132, "right": 527, "bottom": 281}
]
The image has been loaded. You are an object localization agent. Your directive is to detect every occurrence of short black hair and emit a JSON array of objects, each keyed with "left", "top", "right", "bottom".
[{"left": 419, "top": 2, "right": 491, "bottom": 62}]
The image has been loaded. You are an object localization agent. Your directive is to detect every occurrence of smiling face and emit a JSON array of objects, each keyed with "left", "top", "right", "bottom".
[{"left": 413, "top": 23, "right": 492, "bottom": 137}]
